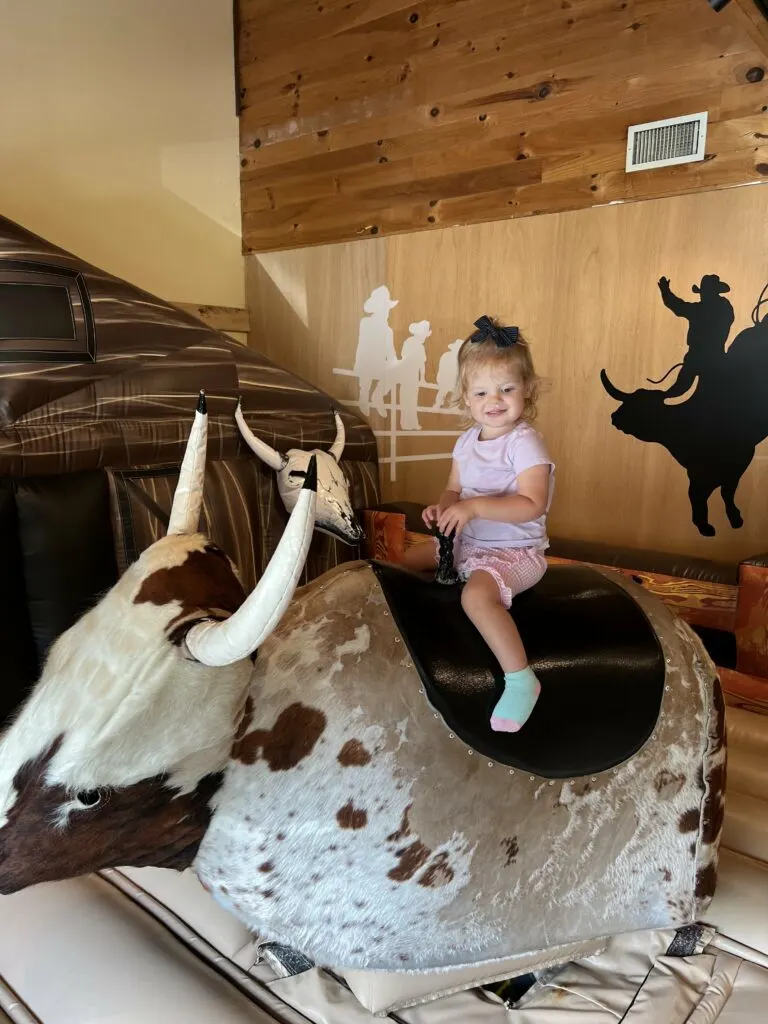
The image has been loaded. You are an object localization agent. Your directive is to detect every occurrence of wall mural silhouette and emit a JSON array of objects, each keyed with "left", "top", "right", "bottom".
[
  {"left": 333, "top": 285, "right": 465, "bottom": 482},
  {"left": 601, "top": 275, "right": 768, "bottom": 537}
]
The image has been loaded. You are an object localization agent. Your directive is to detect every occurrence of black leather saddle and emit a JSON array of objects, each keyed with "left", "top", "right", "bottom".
[{"left": 371, "top": 561, "right": 665, "bottom": 778}]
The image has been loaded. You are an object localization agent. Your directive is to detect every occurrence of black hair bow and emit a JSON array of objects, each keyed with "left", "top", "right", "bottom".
[{"left": 470, "top": 315, "right": 519, "bottom": 347}]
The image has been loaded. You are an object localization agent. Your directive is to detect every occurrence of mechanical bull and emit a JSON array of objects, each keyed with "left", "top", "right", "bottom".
[{"left": 0, "top": 397, "right": 726, "bottom": 974}]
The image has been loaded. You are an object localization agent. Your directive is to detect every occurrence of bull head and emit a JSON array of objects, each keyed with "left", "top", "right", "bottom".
[
  {"left": 0, "top": 392, "right": 316, "bottom": 894},
  {"left": 235, "top": 401, "right": 363, "bottom": 545},
  {"left": 600, "top": 370, "right": 697, "bottom": 441}
]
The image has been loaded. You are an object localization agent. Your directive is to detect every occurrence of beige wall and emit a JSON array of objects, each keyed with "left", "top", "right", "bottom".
[
  {"left": 248, "top": 182, "right": 768, "bottom": 563},
  {"left": 0, "top": 0, "right": 244, "bottom": 308}
]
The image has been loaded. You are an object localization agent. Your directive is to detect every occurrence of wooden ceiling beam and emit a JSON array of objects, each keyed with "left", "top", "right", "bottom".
[
  {"left": 173, "top": 303, "right": 250, "bottom": 334},
  {"left": 726, "top": 1, "right": 768, "bottom": 60}
]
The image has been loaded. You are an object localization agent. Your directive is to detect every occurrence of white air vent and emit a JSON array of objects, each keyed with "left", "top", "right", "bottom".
[{"left": 626, "top": 112, "right": 708, "bottom": 173}]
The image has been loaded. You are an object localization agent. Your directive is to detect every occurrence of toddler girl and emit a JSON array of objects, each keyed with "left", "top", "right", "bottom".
[{"left": 402, "top": 315, "right": 554, "bottom": 732}]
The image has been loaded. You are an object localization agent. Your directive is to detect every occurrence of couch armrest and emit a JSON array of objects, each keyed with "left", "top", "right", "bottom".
[
  {"left": 362, "top": 504, "right": 431, "bottom": 563},
  {"left": 736, "top": 563, "right": 768, "bottom": 678},
  {"left": 741, "top": 553, "right": 768, "bottom": 569}
]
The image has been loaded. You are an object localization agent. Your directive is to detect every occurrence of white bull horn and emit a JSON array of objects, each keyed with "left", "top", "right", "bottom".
[
  {"left": 328, "top": 410, "right": 345, "bottom": 463},
  {"left": 168, "top": 390, "right": 208, "bottom": 536},
  {"left": 184, "top": 457, "right": 317, "bottom": 666},
  {"left": 599, "top": 370, "right": 630, "bottom": 402},
  {"left": 663, "top": 376, "right": 699, "bottom": 406},
  {"left": 235, "top": 399, "right": 287, "bottom": 471}
]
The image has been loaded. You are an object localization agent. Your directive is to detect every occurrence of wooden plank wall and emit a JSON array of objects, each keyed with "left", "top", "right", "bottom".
[
  {"left": 237, "top": 0, "right": 768, "bottom": 252},
  {"left": 247, "top": 181, "right": 768, "bottom": 563}
]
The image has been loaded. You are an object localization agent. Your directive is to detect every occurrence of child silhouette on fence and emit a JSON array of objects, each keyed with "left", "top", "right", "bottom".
[
  {"left": 394, "top": 320, "right": 431, "bottom": 429},
  {"left": 433, "top": 339, "right": 463, "bottom": 409}
]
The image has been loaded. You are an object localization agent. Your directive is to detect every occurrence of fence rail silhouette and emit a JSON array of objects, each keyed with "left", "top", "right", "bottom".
[{"left": 333, "top": 368, "right": 461, "bottom": 482}]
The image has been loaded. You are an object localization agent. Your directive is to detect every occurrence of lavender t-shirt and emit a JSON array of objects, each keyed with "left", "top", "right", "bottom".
[{"left": 452, "top": 422, "right": 555, "bottom": 550}]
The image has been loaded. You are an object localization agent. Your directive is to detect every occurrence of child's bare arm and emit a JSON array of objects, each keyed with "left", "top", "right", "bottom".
[
  {"left": 438, "top": 460, "right": 461, "bottom": 508},
  {"left": 437, "top": 464, "right": 549, "bottom": 535},
  {"left": 422, "top": 461, "right": 461, "bottom": 527},
  {"left": 469, "top": 465, "right": 550, "bottom": 522}
]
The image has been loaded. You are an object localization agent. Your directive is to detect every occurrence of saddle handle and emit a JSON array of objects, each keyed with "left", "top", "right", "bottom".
[{"left": 434, "top": 528, "right": 459, "bottom": 586}]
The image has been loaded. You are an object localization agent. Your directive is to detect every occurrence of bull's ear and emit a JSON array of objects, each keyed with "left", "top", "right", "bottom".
[
  {"left": 328, "top": 410, "right": 345, "bottom": 463},
  {"left": 235, "top": 399, "right": 288, "bottom": 471}
]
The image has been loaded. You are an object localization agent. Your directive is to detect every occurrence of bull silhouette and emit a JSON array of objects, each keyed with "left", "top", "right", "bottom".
[{"left": 601, "top": 278, "right": 768, "bottom": 537}]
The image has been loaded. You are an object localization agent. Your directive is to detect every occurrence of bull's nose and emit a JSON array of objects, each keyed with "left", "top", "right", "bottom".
[
  {"left": 348, "top": 518, "right": 365, "bottom": 542},
  {"left": 340, "top": 513, "right": 364, "bottom": 542}
]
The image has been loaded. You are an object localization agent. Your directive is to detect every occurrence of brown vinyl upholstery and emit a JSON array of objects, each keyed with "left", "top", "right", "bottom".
[{"left": 0, "top": 214, "right": 379, "bottom": 725}]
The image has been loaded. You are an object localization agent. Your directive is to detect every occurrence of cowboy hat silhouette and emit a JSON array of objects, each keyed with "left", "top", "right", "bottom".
[
  {"left": 692, "top": 274, "right": 730, "bottom": 295},
  {"left": 363, "top": 285, "right": 398, "bottom": 314},
  {"left": 407, "top": 320, "right": 432, "bottom": 337}
]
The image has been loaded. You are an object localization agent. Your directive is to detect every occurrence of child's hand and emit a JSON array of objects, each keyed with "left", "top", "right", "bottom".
[
  {"left": 423, "top": 494, "right": 459, "bottom": 528},
  {"left": 422, "top": 504, "right": 440, "bottom": 527},
  {"left": 437, "top": 500, "right": 477, "bottom": 537}
]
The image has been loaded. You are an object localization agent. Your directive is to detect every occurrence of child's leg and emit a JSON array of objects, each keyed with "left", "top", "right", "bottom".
[
  {"left": 460, "top": 571, "right": 528, "bottom": 672},
  {"left": 460, "top": 567, "right": 541, "bottom": 733},
  {"left": 400, "top": 539, "right": 438, "bottom": 572}
]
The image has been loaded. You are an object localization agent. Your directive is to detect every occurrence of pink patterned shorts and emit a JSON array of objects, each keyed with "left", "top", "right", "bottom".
[{"left": 439, "top": 540, "right": 547, "bottom": 608}]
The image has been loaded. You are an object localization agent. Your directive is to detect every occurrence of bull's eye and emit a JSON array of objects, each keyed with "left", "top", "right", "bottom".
[{"left": 76, "top": 790, "right": 102, "bottom": 808}]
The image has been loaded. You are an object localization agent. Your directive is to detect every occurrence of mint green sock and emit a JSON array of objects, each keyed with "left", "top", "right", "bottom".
[{"left": 490, "top": 667, "right": 541, "bottom": 733}]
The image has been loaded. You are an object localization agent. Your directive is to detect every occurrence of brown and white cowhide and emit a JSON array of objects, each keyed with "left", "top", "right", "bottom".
[{"left": 193, "top": 561, "right": 724, "bottom": 972}]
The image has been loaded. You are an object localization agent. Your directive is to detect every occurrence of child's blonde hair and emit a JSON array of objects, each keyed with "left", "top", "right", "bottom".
[{"left": 455, "top": 318, "right": 540, "bottom": 422}]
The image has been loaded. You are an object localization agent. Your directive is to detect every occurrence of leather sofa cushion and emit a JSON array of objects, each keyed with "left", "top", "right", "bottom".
[
  {"left": 16, "top": 471, "right": 118, "bottom": 661},
  {"left": 727, "top": 704, "right": 768, "bottom": 755},
  {"left": 547, "top": 536, "right": 737, "bottom": 587},
  {"left": 705, "top": 848, "right": 768, "bottom": 958},
  {"left": 712, "top": 959, "right": 768, "bottom": 1023},
  {"left": 0, "top": 876, "right": 275, "bottom": 1024},
  {"left": 112, "top": 867, "right": 259, "bottom": 970},
  {"left": 0, "top": 482, "right": 38, "bottom": 725},
  {"left": 107, "top": 457, "right": 379, "bottom": 588},
  {"left": 723, "top": 791, "right": 768, "bottom": 864}
]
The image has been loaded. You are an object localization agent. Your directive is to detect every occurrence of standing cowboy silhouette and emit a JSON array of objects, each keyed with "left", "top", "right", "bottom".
[
  {"left": 655, "top": 274, "right": 734, "bottom": 398},
  {"left": 353, "top": 285, "right": 399, "bottom": 416}
]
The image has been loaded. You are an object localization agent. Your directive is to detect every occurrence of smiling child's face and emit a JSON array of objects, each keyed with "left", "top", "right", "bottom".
[{"left": 465, "top": 364, "right": 526, "bottom": 438}]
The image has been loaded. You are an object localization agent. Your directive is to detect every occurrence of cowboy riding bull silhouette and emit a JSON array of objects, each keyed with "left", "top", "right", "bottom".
[{"left": 601, "top": 275, "right": 768, "bottom": 537}]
